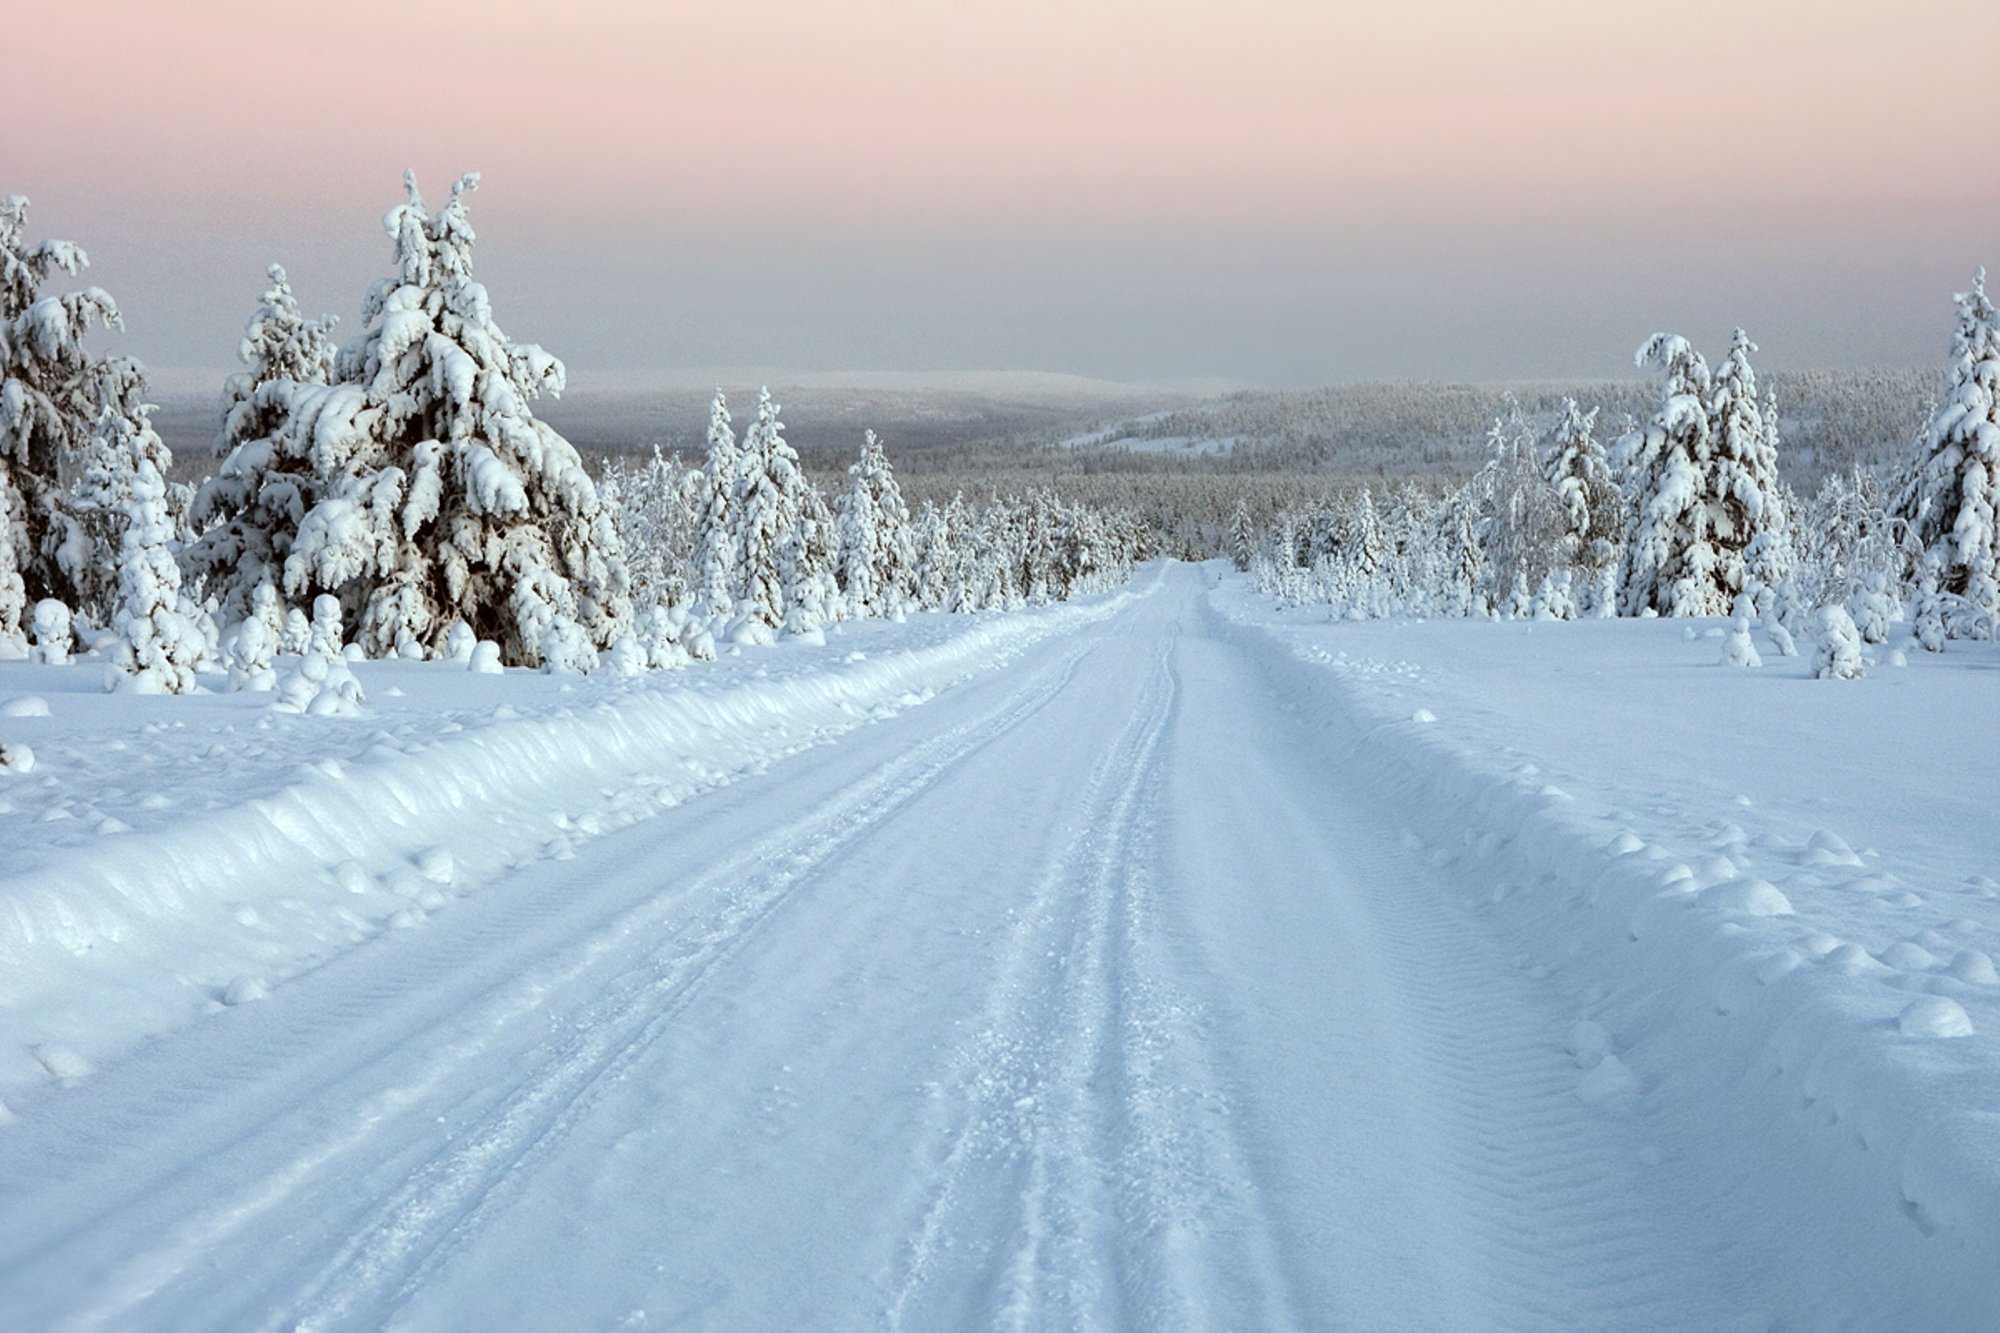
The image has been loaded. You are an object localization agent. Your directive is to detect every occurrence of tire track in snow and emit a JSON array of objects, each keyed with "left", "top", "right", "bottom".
[
  {"left": 1197, "top": 601, "right": 1729, "bottom": 1329},
  {"left": 269, "top": 633, "right": 1107, "bottom": 1333},
  {"left": 1, "top": 628, "right": 1109, "bottom": 1333},
  {"left": 890, "top": 615, "right": 1295, "bottom": 1331}
]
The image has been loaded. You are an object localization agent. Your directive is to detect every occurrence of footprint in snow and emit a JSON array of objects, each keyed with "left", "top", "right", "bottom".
[{"left": 31, "top": 1043, "right": 91, "bottom": 1081}]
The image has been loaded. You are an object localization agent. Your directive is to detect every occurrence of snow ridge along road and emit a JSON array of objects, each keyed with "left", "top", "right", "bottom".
[{"left": 0, "top": 562, "right": 1989, "bottom": 1328}]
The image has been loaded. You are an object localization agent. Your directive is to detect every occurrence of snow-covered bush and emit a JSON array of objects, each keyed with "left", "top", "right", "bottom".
[
  {"left": 274, "top": 595, "right": 364, "bottom": 714},
  {"left": 1812, "top": 605, "right": 1866, "bottom": 680},
  {"left": 29, "top": 598, "right": 70, "bottom": 664}
]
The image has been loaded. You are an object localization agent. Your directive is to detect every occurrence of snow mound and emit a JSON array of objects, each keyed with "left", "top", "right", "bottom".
[
  {"left": 1947, "top": 950, "right": 1998, "bottom": 985},
  {"left": 1576, "top": 1053, "right": 1641, "bottom": 1105},
  {"left": 1898, "top": 997, "right": 1974, "bottom": 1039},
  {"left": 1698, "top": 878, "right": 1794, "bottom": 917},
  {"left": 0, "top": 696, "right": 50, "bottom": 718}
]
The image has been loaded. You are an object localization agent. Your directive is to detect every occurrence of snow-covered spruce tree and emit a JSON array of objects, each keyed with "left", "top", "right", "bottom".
[
  {"left": 909, "top": 499, "right": 953, "bottom": 611},
  {"left": 601, "top": 445, "right": 694, "bottom": 613},
  {"left": 0, "top": 194, "right": 125, "bottom": 641},
  {"left": 1542, "top": 397, "right": 1623, "bottom": 608},
  {"left": 282, "top": 173, "right": 631, "bottom": 666},
  {"left": 61, "top": 355, "right": 200, "bottom": 642},
  {"left": 730, "top": 388, "right": 815, "bottom": 633},
  {"left": 1705, "top": 329, "right": 1786, "bottom": 608},
  {"left": 1475, "top": 412, "right": 1566, "bottom": 614},
  {"left": 1436, "top": 488, "right": 1486, "bottom": 617},
  {"left": 1621, "top": 333, "right": 1723, "bottom": 616},
  {"left": 834, "top": 430, "right": 914, "bottom": 618},
  {"left": 688, "top": 389, "right": 740, "bottom": 626},
  {"left": 1228, "top": 498, "right": 1255, "bottom": 572},
  {"left": 781, "top": 474, "right": 841, "bottom": 637},
  {"left": 1891, "top": 267, "right": 2000, "bottom": 635},
  {"left": 1743, "top": 388, "right": 1796, "bottom": 610},
  {"left": 183, "top": 264, "right": 338, "bottom": 626},
  {"left": 100, "top": 386, "right": 202, "bottom": 693}
]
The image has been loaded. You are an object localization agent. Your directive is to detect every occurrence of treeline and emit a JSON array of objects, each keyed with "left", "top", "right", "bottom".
[
  {"left": 1247, "top": 283, "right": 2000, "bottom": 672},
  {"left": 1081, "top": 370, "right": 1939, "bottom": 488},
  {"left": 0, "top": 176, "right": 1145, "bottom": 701}
]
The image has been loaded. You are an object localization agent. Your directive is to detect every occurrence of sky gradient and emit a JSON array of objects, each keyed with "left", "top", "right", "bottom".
[{"left": 11, "top": 0, "right": 1993, "bottom": 385}]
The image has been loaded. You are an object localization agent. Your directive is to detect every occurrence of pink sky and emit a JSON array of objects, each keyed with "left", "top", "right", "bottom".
[{"left": 11, "top": 0, "right": 1992, "bottom": 381}]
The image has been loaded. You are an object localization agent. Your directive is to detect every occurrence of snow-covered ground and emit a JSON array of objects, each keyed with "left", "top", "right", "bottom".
[
  {"left": 1058, "top": 411, "right": 1239, "bottom": 457},
  {"left": 1, "top": 562, "right": 1996, "bottom": 1328}
]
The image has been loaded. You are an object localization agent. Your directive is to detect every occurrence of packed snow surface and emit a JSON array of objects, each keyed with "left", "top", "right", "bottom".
[{"left": 1, "top": 563, "right": 1997, "bottom": 1329}]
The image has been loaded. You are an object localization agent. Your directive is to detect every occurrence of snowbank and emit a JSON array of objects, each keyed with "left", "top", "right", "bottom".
[
  {"left": 0, "top": 577, "right": 1146, "bottom": 1100},
  {"left": 1207, "top": 578, "right": 2000, "bottom": 1318}
]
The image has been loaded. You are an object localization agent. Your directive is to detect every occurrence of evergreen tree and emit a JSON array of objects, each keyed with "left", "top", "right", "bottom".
[
  {"left": 0, "top": 194, "right": 125, "bottom": 638},
  {"left": 1892, "top": 267, "right": 2000, "bottom": 634},
  {"left": 909, "top": 499, "right": 952, "bottom": 610},
  {"left": 688, "top": 389, "right": 740, "bottom": 625},
  {"left": 184, "top": 263, "right": 339, "bottom": 625},
  {"left": 601, "top": 445, "right": 694, "bottom": 613},
  {"left": 99, "top": 384, "right": 202, "bottom": 693},
  {"left": 1228, "top": 498, "right": 1255, "bottom": 572},
  {"left": 834, "top": 430, "right": 914, "bottom": 618},
  {"left": 731, "top": 388, "right": 812, "bottom": 631},
  {"left": 282, "top": 172, "right": 632, "bottom": 666},
  {"left": 1621, "top": 333, "right": 1722, "bottom": 616},
  {"left": 1705, "top": 329, "right": 1786, "bottom": 607},
  {"left": 1542, "top": 397, "right": 1622, "bottom": 603}
]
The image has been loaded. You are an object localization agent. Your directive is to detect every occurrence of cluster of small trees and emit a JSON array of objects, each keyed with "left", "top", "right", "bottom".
[
  {"left": 0, "top": 177, "right": 1143, "bottom": 699},
  {"left": 1254, "top": 275, "right": 2000, "bottom": 668},
  {"left": 605, "top": 403, "right": 1143, "bottom": 657}
]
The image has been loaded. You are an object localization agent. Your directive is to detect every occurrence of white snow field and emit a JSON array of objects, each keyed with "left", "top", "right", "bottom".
[{"left": 1, "top": 562, "right": 1998, "bottom": 1329}]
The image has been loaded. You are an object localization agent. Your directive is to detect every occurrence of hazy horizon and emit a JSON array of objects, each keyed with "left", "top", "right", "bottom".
[{"left": 14, "top": 1, "right": 1993, "bottom": 387}]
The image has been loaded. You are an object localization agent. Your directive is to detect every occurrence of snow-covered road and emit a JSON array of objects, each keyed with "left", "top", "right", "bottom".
[{"left": 0, "top": 565, "right": 1987, "bottom": 1329}]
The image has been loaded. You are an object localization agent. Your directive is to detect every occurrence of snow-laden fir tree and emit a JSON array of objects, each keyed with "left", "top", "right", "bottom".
[
  {"left": 834, "top": 430, "right": 914, "bottom": 618},
  {"left": 1542, "top": 397, "right": 1622, "bottom": 608},
  {"left": 1228, "top": 498, "right": 1255, "bottom": 572},
  {"left": 1621, "top": 333, "right": 1723, "bottom": 616},
  {"left": 601, "top": 445, "right": 695, "bottom": 613},
  {"left": 0, "top": 194, "right": 124, "bottom": 642},
  {"left": 688, "top": 389, "right": 740, "bottom": 626},
  {"left": 1743, "top": 387, "right": 1796, "bottom": 610},
  {"left": 183, "top": 264, "right": 338, "bottom": 626},
  {"left": 1474, "top": 411, "right": 1566, "bottom": 613},
  {"left": 1891, "top": 267, "right": 2000, "bottom": 635},
  {"left": 730, "top": 388, "right": 813, "bottom": 633},
  {"left": 282, "top": 172, "right": 632, "bottom": 666},
  {"left": 1705, "top": 329, "right": 1787, "bottom": 607},
  {"left": 909, "top": 498, "right": 954, "bottom": 611},
  {"left": 99, "top": 386, "right": 203, "bottom": 693}
]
